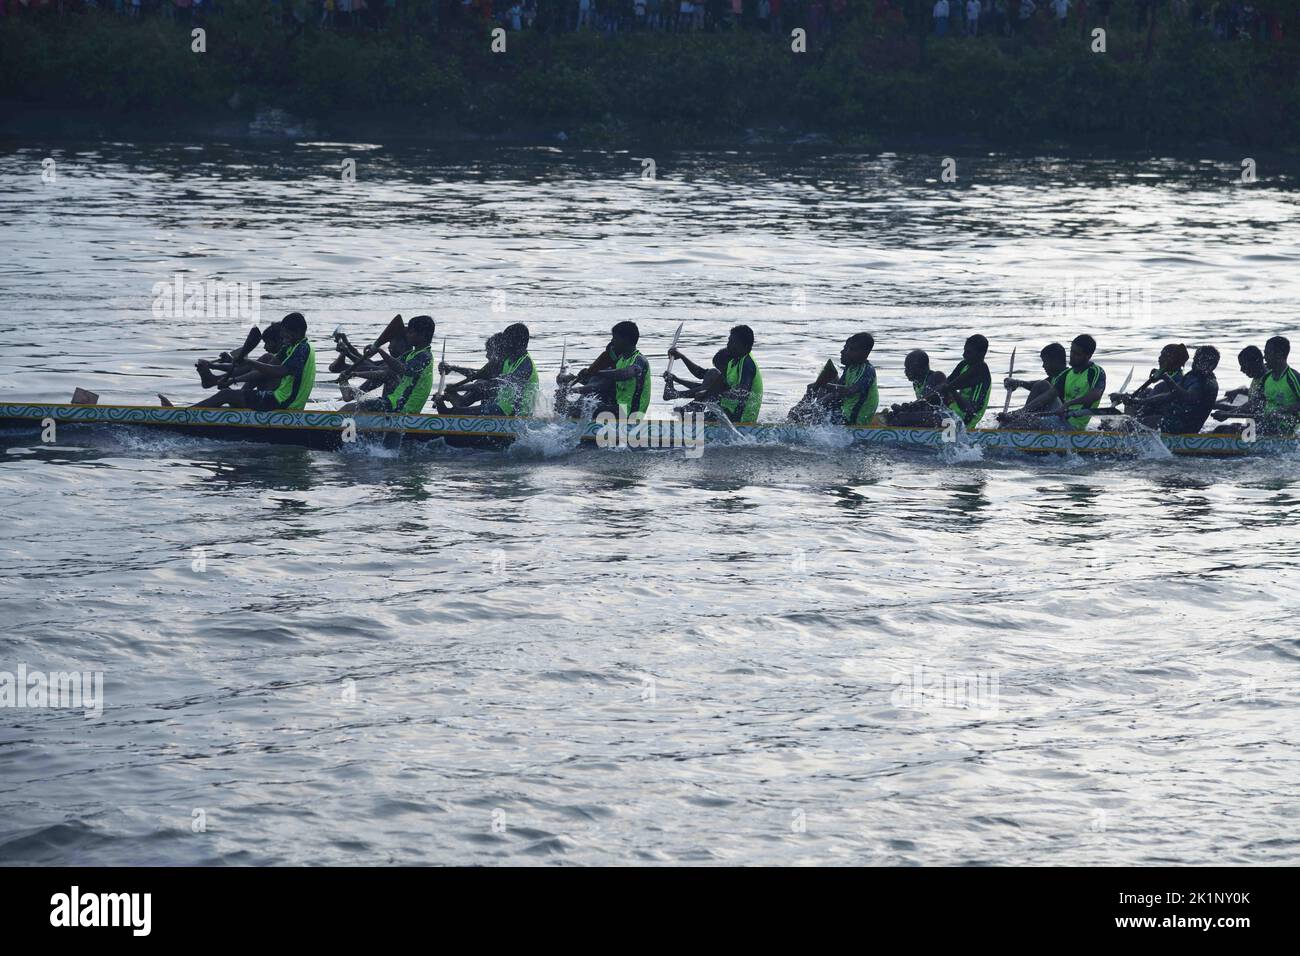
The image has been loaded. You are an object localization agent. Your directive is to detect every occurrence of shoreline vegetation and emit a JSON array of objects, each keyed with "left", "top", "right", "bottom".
[{"left": 2, "top": 3, "right": 1298, "bottom": 148}]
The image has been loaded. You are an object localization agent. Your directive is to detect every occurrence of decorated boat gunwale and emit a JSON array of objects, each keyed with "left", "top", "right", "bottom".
[{"left": 0, "top": 401, "right": 1293, "bottom": 458}]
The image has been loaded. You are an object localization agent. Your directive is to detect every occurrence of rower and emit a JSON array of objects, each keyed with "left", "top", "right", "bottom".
[
  {"left": 335, "top": 317, "right": 410, "bottom": 395},
  {"left": 666, "top": 324, "right": 762, "bottom": 423},
  {"left": 341, "top": 315, "right": 436, "bottom": 414},
  {"left": 941, "top": 334, "right": 992, "bottom": 429},
  {"left": 1258, "top": 335, "right": 1300, "bottom": 435},
  {"left": 187, "top": 312, "right": 317, "bottom": 411},
  {"left": 787, "top": 333, "right": 879, "bottom": 426},
  {"left": 489, "top": 323, "right": 539, "bottom": 417},
  {"left": 1131, "top": 346, "right": 1220, "bottom": 434},
  {"left": 1113, "top": 343, "right": 1188, "bottom": 427},
  {"left": 997, "top": 342, "right": 1071, "bottom": 429},
  {"left": 437, "top": 333, "right": 502, "bottom": 413},
  {"left": 1051, "top": 333, "right": 1107, "bottom": 429},
  {"left": 1211, "top": 345, "right": 1267, "bottom": 430},
  {"left": 881, "top": 349, "right": 948, "bottom": 427},
  {"left": 192, "top": 322, "right": 283, "bottom": 391},
  {"left": 557, "top": 321, "right": 651, "bottom": 421}
]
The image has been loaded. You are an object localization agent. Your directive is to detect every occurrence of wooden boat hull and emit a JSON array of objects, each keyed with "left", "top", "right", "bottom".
[{"left": 0, "top": 402, "right": 1293, "bottom": 458}]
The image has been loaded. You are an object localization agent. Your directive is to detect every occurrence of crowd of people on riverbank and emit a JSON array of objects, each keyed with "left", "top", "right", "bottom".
[
  {"left": 1, "top": 0, "right": 1286, "bottom": 43},
  {"left": 933, "top": 1, "right": 1280, "bottom": 41}
]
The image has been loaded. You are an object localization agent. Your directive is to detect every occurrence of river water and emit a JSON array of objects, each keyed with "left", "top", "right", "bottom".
[{"left": 2, "top": 142, "right": 1299, "bottom": 865}]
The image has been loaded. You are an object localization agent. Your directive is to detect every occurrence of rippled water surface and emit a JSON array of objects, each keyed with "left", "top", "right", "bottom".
[{"left": 2, "top": 143, "right": 1299, "bottom": 865}]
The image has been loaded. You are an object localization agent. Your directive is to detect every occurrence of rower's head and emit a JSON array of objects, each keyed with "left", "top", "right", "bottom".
[
  {"left": 406, "top": 315, "right": 435, "bottom": 349},
  {"left": 842, "top": 333, "right": 874, "bottom": 367},
  {"left": 1040, "top": 342, "right": 1067, "bottom": 376},
  {"left": 486, "top": 333, "right": 503, "bottom": 362},
  {"left": 262, "top": 322, "right": 285, "bottom": 354},
  {"left": 1192, "top": 345, "right": 1219, "bottom": 375},
  {"left": 281, "top": 312, "right": 307, "bottom": 343},
  {"left": 501, "top": 323, "right": 529, "bottom": 359},
  {"left": 962, "top": 334, "right": 989, "bottom": 363},
  {"left": 1265, "top": 335, "right": 1290, "bottom": 372},
  {"left": 609, "top": 321, "right": 639, "bottom": 359},
  {"left": 904, "top": 349, "right": 930, "bottom": 382},
  {"left": 1158, "top": 343, "right": 1189, "bottom": 373},
  {"left": 1238, "top": 345, "right": 1266, "bottom": 379},
  {"left": 726, "top": 324, "right": 755, "bottom": 359},
  {"left": 1069, "top": 334, "right": 1096, "bottom": 369}
]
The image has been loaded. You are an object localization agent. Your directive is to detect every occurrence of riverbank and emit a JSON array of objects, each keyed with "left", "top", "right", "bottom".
[{"left": 2, "top": 13, "right": 1297, "bottom": 149}]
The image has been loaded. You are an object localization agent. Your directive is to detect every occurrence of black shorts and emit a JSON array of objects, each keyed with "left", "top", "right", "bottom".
[{"left": 244, "top": 388, "right": 284, "bottom": 412}]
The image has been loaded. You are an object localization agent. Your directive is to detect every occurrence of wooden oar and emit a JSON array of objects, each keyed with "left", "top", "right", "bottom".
[
  {"left": 662, "top": 321, "right": 684, "bottom": 401},
  {"left": 1000, "top": 347, "right": 1017, "bottom": 415},
  {"left": 434, "top": 337, "right": 448, "bottom": 400}
]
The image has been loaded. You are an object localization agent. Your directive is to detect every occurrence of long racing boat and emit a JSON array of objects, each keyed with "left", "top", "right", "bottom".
[{"left": 0, "top": 401, "right": 1294, "bottom": 458}]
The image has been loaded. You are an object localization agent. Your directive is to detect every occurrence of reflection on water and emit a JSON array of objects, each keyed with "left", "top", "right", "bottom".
[{"left": 1, "top": 145, "right": 1299, "bottom": 865}]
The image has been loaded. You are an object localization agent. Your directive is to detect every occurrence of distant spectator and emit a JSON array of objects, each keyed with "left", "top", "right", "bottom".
[
  {"left": 933, "top": 0, "right": 949, "bottom": 36},
  {"left": 1017, "top": 0, "right": 1034, "bottom": 31},
  {"left": 1052, "top": 0, "right": 1068, "bottom": 25},
  {"left": 966, "top": 0, "right": 980, "bottom": 34}
]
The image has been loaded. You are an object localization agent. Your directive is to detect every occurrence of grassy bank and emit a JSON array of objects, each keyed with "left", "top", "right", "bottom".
[{"left": 2, "top": 10, "right": 1298, "bottom": 147}]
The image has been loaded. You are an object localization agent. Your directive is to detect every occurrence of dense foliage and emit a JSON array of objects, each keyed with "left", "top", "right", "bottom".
[{"left": 2, "top": 4, "right": 1297, "bottom": 147}]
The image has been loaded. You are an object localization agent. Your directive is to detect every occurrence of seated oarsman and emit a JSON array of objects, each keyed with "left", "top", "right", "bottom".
[
  {"left": 335, "top": 318, "right": 410, "bottom": 405},
  {"left": 666, "top": 324, "right": 763, "bottom": 423},
  {"left": 941, "top": 334, "right": 993, "bottom": 429},
  {"left": 1044, "top": 333, "right": 1108, "bottom": 429},
  {"left": 340, "top": 315, "right": 436, "bottom": 415},
  {"left": 1257, "top": 334, "right": 1300, "bottom": 436},
  {"left": 1121, "top": 346, "right": 1219, "bottom": 434},
  {"left": 1211, "top": 345, "right": 1267, "bottom": 432},
  {"left": 557, "top": 321, "right": 651, "bottom": 421},
  {"left": 490, "top": 323, "right": 539, "bottom": 417},
  {"left": 787, "top": 333, "right": 879, "bottom": 426},
  {"left": 997, "top": 342, "right": 1071, "bottom": 429},
  {"left": 179, "top": 325, "right": 286, "bottom": 403},
  {"left": 437, "top": 333, "right": 504, "bottom": 413},
  {"left": 439, "top": 323, "right": 539, "bottom": 417},
  {"left": 881, "top": 350, "right": 948, "bottom": 427},
  {"left": 176, "top": 312, "right": 317, "bottom": 411},
  {"left": 1112, "top": 343, "right": 1188, "bottom": 427},
  {"left": 191, "top": 322, "right": 284, "bottom": 391}
]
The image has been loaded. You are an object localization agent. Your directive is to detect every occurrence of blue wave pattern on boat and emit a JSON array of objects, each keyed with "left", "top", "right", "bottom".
[{"left": 0, "top": 402, "right": 1291, "bottom": 457}]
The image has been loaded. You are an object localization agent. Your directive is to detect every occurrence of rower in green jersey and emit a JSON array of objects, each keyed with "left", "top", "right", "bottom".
[
  {"left": 436, "top": 333, "right": 504, "bottom": 413},
  {"left": 941, "top": 334, "right": 993, "bottom": 429},
  {"left": 1039, "top": 333, "right": 1106, "bottom": 430},
  {"left": 1258, "top": 335, "right": 1300, "bottom": 435},
  {"left": 1211, "top": 345, "right": 1267, "bottom": 432},
  {"left": 787, "top": 333, "right": 879, "bottom": 426},
  {"left": 666, "top": 324, "right": 762, "bottom": 424},
  {"left": 341, "top": 315, "right": 436, "bottom": 414},
  {"left": 881, "top": 349, "right": 949, "bottom": 427},
  {"left": 557, "top": 321, "right": 652, "bottom": 421},
  {"left": 490, "top": 322, "right": 539, "bottom": 417},
  {"left": 998, "top": 342, "right": 1073, "bottom": 429},
  {"left": 187, "top": 312, "right": 317, "bottom": 411}
]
